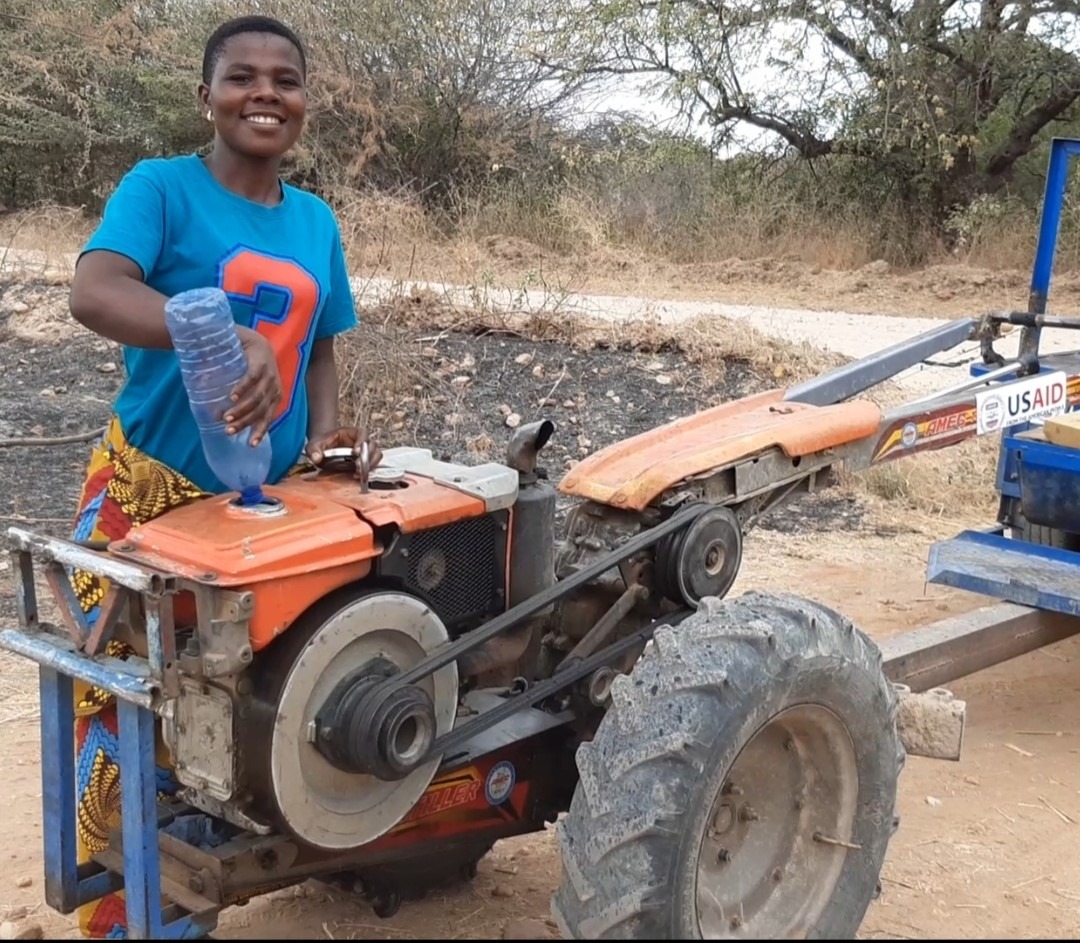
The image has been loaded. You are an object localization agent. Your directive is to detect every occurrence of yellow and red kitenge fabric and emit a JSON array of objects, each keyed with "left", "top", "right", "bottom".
[{"left": 69, "top": 417, "right": 207, "bottom": 939}]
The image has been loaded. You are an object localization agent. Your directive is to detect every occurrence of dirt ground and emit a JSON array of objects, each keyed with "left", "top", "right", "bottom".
[{"left": 3, "top": 271, "right": 1080, "bottom": 941}]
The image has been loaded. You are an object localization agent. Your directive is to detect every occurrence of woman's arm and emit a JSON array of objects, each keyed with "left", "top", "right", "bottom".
[
  {"left": 70, "top": 249, "right": 283, "bottom": 445},
  {"left": 69, "top": 251, "right": 174, "bottom": 349}
]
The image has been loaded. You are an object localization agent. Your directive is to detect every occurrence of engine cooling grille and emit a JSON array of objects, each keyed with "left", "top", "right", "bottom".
[{"left": 383, "top": 512, "right": 507, "bottom": 628}]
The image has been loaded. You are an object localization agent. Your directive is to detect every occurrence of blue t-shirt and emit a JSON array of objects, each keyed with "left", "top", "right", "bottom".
[{"left": 81, "top": 154, "right": 358, "bottom": 493}]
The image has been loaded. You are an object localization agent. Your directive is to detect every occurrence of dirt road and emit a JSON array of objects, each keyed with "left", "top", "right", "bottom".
[{"left": 3, "top": 264, "right": 1080, "bottom": 940}]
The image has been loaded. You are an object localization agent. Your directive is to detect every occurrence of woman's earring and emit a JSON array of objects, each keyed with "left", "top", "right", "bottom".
[{"left": 206, "top": 110, "right": 213, "bottom": 122}]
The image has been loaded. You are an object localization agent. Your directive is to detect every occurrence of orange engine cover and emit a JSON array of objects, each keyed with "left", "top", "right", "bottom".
[{"left": 112, "top": 454, "right": 505, "bottom": 651}]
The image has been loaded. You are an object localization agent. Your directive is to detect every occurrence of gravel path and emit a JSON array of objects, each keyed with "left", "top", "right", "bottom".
[
  {"left": 351, "top": 274, "right": 1079, "bottom": 401},
  {"left": 4, "top": 246, "right": 1074, "bottom": 403}
]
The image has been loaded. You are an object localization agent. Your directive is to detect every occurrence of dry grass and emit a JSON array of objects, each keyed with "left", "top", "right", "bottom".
[
  {"left": 852, "top": 438, "right": 1000, "bottom": 527},
  {"left": 0, "top": 204, "right": 89, "bottom": 278},
  {"left": 332, "top": 189, "right": 439, "bottom": 278},
  {"left": 327, "top": 185, "right": 1071, "bottom": 283},
  {"left": 334, "top": 283, "right": 1000, "bottom": 522}
]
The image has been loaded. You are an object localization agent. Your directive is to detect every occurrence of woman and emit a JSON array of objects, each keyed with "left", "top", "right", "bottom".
[{"left": 65, "top": 14, "right": 379, "bottom": 938}]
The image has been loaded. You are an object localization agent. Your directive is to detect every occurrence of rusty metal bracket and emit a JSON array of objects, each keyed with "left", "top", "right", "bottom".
[
  {"left": 191, "top": 586, "right": 255, "bottom": 679},
  {"left": 83, "top": 586, "right": 129, "bottom": 658}
]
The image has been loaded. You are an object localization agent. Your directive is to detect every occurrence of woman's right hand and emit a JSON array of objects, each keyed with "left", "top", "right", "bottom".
[{"left": 226, "top": 327, "right": 282, "bottom": 447}]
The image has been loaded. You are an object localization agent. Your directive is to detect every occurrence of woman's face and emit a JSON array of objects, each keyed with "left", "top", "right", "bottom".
[{"left": 200, "top": 32, "right": 307, "bottom": 161}]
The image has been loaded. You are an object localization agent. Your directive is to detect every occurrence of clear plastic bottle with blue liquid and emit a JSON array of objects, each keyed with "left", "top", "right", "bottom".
[{"left": 163, "top": 287, "right": 271, "bottom": 506}]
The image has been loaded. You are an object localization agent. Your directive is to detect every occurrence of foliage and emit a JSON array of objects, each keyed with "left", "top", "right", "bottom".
[
  {"left": 0, "top": 0, "right": 207, "bottom": 208},
  {"left": 4, "top": 0, "right": 1080, "bottom": 263},
  {"left": 527, "top": 0, "right": 1080, "bottom": 219},
  {"left": 0, "top": 0, "right": 594, "bottom": 211}
]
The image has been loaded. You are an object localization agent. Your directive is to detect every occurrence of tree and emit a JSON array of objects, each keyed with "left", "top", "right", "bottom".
[
  {"left": 527, "top": 0, "right": 1080, "bottom": 220},
  {"left": 215, "top": 0, "right": 599, "bottom": 198},
  {"left": 0, "top": 0, "right": 208, "bottom": 209},
  {"left": 0, "top": 0, "right": 600, "bottom": 211}
]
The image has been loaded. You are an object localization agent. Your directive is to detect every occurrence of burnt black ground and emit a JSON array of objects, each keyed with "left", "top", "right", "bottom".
[{"left": 0, "top": 278, "right": 866, "bottom": 622}]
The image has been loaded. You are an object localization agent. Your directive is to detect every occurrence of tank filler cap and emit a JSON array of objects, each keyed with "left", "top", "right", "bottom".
[{"left": 228, "top": 489, "right": 288, "bottom": 517}]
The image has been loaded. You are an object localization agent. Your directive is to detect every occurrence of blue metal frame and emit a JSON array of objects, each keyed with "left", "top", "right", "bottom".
[
  {"left": 971, "top": 138, "right": 1080, "bottom": 503},
  {"left": 932, "top": 138, "right": 1080, "bottom": 605},
  {"left": 976, "top": 137, "right": 1080, "bottom": 501},
  {"left": 928, "top": 529, "right": 1080, "bottom": 617},
  {"left": 1029, "top": 138, "right": 1080, "bottom": 317},
  {"left": 0, "top": 625, "right": 210, "bottom": 938},
  {"left": 36, "top": 663, "right": 209, "bottom": 940}
]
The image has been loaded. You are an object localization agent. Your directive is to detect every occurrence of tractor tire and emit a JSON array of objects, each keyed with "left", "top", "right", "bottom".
[
  {"left": 1017, "top": 518, "right": 1070, "bottom": 548},
  {"left": 551, "top": 590, "right": 903, "bottom": 940},
  {"left": 1005, "top": 500, "right": 1072, "bottom": 549}
]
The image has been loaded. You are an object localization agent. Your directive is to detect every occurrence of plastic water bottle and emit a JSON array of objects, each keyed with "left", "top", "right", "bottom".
[{"left": 163, "top": 287, "right": 272, "bottom": 505}]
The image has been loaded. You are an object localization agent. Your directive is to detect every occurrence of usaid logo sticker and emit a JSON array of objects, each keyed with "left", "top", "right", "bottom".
[
  {"left": 485, "top": 761, "right": 516, "bottom": 806},
  {"left": 979, "top": 394, "right": 1004, "bottom": 433},
  {"left": 976, "top": 371, "right": 1067, "bottom": 435}
]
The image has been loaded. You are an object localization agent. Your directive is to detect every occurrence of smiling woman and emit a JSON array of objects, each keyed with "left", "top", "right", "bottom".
[
  {"left": 200, "top": 19, "right": 309, "bottom": 175},
  {"left": 62, "top": 14, "right": 382, "bottom": 941}
]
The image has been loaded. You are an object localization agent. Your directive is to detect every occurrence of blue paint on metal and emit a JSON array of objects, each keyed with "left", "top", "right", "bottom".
[
  {"left": 928, "top": 529, "right": 1080, "bottom": 616},
  {"left": 39, "top": 668, "right": 78, "bottom": 914},
  {"left": 75, "top": 866, "right": 124, "bottom": 907},
  {"left": 118, "top": 699, "right": 164, "bottom": 939},
  {"left": 1009, "top": 431, "right": 1080, "bottom": 532},
  {"left": 1005, "top": 431, "right": 1080, "bottom": 470},
  {"left": 1031, "top": 138, "right": 1080, "bottom": 306},
  {"left": 0, "top": 630, "right": 156, "bottom": 709}
]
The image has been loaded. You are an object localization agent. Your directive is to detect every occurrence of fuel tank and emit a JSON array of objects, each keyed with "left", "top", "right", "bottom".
[{"left": 110, "top": 447, "right": 520, "bottom": 650}]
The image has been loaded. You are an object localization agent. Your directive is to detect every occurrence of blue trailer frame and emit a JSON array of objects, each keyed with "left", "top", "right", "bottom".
[{"left": 929, "top": 137, "right": 1080, "bottom": 612}]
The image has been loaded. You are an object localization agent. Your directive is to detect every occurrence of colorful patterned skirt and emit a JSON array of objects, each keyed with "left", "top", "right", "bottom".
[{"left": 69, "top": 417, "right": 207, "bottom": 939}]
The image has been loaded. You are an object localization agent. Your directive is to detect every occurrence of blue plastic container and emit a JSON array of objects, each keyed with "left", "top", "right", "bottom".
[{"left": 163, "top": 287, "right": 272, "bottom": 505}]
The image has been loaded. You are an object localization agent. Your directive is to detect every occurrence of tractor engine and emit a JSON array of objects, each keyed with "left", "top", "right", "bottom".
[{"left": 114, "top": 423, "right": 561, "bottom": 854}]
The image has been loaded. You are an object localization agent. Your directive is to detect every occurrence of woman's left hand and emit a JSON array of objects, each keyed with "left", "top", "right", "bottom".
[{"left": 307, "top": 426, "right": 383, "bottom": 476}]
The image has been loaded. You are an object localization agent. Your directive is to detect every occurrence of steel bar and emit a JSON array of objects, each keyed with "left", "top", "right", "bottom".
[
  {"left": 880, "top": 602, "right": 1080, "bottom": 692},
  {"left": 783, "top": 318, "right": 979, "bottom": 407},
  {"left": 6, "top": 527, "right": 175, "bottom": 597},
  {"left": 0, "top": 629, "right": 157, "bottom": 709}
]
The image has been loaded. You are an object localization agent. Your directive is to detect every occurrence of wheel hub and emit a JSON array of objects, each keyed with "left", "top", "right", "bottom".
[
  {"left": 695, "top": 704, "right": 859, "bottom": 938},
  {"left": 656, "top": 505, "right": 743, "bottom": 607},
  {"left": 313, "top": 656, "right": 437, "bottom": 781}
]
